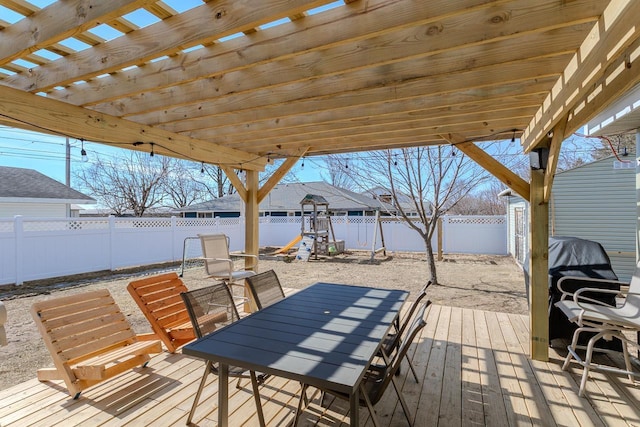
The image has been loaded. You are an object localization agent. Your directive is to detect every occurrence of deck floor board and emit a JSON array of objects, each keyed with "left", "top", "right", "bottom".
[{"left": 3, "top": 304, "right": 640, "bottom": 426}]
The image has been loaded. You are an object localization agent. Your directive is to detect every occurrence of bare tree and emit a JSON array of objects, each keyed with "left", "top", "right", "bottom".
[
  {"left": 449, "top": 179, "right": 507, "bottom": 215},
  {"left": 346, "top": 146, "right": 492, "bottom": 283},
  {"left": 162, "top": 159, "right": 206, "bottom": 208},
  {"left": 321, "top": 154, "right": 356, "bottom": 189},
  {"left": 75, "top": 152, "right": 170, "bottom": 216}
]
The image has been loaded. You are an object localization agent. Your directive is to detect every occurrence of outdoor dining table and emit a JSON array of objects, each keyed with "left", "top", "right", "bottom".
[{"left": 182, "top": 281, "right": 408, "bottom": 427}]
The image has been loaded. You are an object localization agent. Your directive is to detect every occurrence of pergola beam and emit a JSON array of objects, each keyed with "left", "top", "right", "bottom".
[
  {"left": 441, "top": 134, "right": 530, "bottom": 201},
  {"left": 522, "top": 0, "right": 640, "bottom": 152},
  {"left": 543, "top": 116, "right": 567, "bottom": 203},
  {"left": 258, "top": 148, "right": 309, "bottom": 203},
  {"left": 2, "top": 0, "right": 330, "bottom": 92},
  {"left": 0, "top": 0, "right": 157, "bottom": 68},
  {"left": 0, "top": 84, "right": 265, "bottom": 170}
]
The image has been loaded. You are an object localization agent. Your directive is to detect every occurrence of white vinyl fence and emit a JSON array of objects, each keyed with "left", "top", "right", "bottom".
[{"left": 0, "top": 215, "right": 506, "bottom": 286}]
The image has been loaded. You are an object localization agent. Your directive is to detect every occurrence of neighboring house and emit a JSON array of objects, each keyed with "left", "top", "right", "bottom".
[
  {"left": 180, "top": 181, "right": 396, "bottom": 218},
  {"left": 360, "top": 186, "right": 426, "bottom": 217},
  {"left": 0, "top": 166, "right": 95, "bottom": 218},
  {"left": 502, "top": 156, "right": 636, "bottom": 281},
  {"left": 78, "top": 207, "right": 177, "bottom": 217}
]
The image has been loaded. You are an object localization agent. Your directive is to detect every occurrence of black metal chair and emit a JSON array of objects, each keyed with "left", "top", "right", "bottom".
[
  {"left": 181, "top": 283, "right": 266, "bottom": 426},
  {"left": 245, "top": 269, "right": 285, "bottom": 310},
  {"left": 379, "top": 280, "right": 432, "bottom": 382},
  {"left": 295, "top": 301, "right": 431, "bottom": 427}
]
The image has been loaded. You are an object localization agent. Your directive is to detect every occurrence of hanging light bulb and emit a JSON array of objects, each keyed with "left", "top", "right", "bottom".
[
  {"left": 80, "top": 139, "right": 88, "bottom": 162},
  {"left": 451, "top": 147, "right": 456, "bottom": 157},
  {"left": 345, "top": 159, "right": 349, "bottom": 169},
  {"left": 393, "top": 154, "right": 398, "bottom": 166},
  {"left": 511, "top": 129, "right": 517, "bottom": 143},
  {"left": 301, "top": 157, "right": 305, "bottom": 169},
  {"left": 150, "top": 143, "right": 154, "bottom": 157},
  {"left": 200, "top": 161, "right": 205, "bottom": 174}
]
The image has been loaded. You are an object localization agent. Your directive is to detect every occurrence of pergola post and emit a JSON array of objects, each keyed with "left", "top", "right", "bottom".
[
  {"left": 529, "top": 167, "right": 549, "bottom": 361},
  {"left": 244, "top": 169, "right": 260, "bottom": 270}
]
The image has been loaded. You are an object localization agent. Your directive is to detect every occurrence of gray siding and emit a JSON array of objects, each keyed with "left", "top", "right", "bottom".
[{"left": 551, "top": 157, "right": 636, "bottom": 281}]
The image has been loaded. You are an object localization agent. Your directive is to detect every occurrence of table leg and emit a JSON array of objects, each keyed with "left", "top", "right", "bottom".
[
  {"left": 250, "top": 371, "right": 265, "bottom": 427},
  {"left": 219, "top": 363, "right": 228, "bottom": 427},
  {"left": 350, "top": 386, "right": 359, "bottom": 427}
]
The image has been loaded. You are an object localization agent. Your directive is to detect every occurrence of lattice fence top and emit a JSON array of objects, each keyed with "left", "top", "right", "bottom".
[
  {"left": 176, "top": 218, "right": 218, "bottom": 228},
  {"left": 22, "top": 218, "right": 110, "bottom": 232},
  {"left": 0, "top": 221, "right": 14, "bottom": 233},
  {"left": 115, "top": 218, "right": 172, "bottom": 229},
  {"left": 445, "top": 216, "right": 506, "bottom": 225}
]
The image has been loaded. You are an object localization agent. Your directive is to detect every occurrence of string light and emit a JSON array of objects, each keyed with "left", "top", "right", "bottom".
[{"left": 80, "top": 138, "right": 88, "bottom": 162}]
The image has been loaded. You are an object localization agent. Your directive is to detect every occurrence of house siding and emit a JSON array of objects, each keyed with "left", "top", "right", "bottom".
[
  {"left": 551, "top": 156, "right": 636, "bottom": 281},
  {"left": 0, "top": 202, "right": 67, "bottom": 218}
]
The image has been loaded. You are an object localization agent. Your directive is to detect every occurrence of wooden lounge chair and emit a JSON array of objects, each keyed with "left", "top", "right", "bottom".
[
  {"left": 127, "top": 272, "right": 195, "bottom": 353},
  {"left": 31, "top": 289, "right": 162, "bottom": 399}
]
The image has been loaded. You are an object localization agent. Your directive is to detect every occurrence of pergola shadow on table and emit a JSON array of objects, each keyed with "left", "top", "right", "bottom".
[
  {"left": 2, "top": 0, "right": 640, "bottom": 360},
  {"left": 1, "top": 301, "right": 639, "bottom": 426}
]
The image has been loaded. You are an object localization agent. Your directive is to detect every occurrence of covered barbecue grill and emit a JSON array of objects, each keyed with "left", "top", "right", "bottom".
[{"left": 524, "top": 236, "right": 621, "bottom": 348}]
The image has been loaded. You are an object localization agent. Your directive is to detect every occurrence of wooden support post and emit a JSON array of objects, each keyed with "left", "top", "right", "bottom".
[
  {"left": 529, "top": 168, "right": 549, "bottom": 361},
  {"left": 244, "top": 170, "right": 259, "bottom": 313}
]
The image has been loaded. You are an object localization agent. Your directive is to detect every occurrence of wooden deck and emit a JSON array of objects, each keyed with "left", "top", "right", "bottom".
[{"left": 2, "top": 304, "right": 640, "bottom": 426}]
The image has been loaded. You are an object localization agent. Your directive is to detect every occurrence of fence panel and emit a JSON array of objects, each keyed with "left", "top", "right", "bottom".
[
  {"left": 443, "top": 215, "right": 507, "bottom": 254},
  {"left": 1, "top": 214, "right": 507, "bottom": 285}
]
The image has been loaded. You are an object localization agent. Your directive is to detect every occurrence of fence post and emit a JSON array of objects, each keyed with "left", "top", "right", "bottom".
[
  {"left": 108, "top": 215, "right": 116, "bottom": 271},
  {"left": 14, "top": 215, "right": 23, "bottom": 285},
  {"left": 171, "top": 216, "right": 177, "bottom": 261},
  {"left": 437, "top": 217, "right": 443, "bottom": 261}
]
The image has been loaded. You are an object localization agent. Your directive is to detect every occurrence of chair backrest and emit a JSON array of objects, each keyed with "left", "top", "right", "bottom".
[
  {"left": 372, "top": 300, "right": 430, "bottom": 404},
  {"left": 127, "top": 272, "right": 193, "bottom": 353},
  {"left": 245, "top": 270, "right": 285, "bottom": 310},
  {"left": 626, "top": 261, "right": 640, "bottom": 305},
  {"left": 397, "top": 281, "right": 432, "bottom": 336},
  {"left": 199, "top": 234, "right": 232, "bottom": 278},
  {"left": 181, "top": 283, "right": 239, "bottom": 338}
]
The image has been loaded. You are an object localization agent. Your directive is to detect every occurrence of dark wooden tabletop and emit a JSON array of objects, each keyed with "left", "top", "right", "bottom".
[{"left": 183, "top": 282, "right": 408, "bottom": 394}]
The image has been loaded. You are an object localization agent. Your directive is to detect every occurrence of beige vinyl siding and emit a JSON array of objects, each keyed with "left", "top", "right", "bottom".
[
  {"left": 551, "top": 156, "right": 636, "bottom": 281},
  {"left": 0, "top": 202, "right": 67, "bottom": 218}
]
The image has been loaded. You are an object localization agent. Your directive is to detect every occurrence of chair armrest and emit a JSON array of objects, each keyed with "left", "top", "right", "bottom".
[
  {"left": 573, "top": 287, "right": 621, "bottom": 309},
  {"left": 556, "top": 276, "right": 624, "bottom": 301}
]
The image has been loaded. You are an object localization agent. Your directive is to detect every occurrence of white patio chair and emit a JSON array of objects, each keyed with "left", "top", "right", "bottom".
[
  {"left": 555, "top": 261, "right": 640, "bottom": 396},
  {"left": 198, "top": 233, "right": 257, "bottom": 300}
]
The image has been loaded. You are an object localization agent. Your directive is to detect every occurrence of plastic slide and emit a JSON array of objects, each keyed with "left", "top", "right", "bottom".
[{"left": 272, "top": 235, "right": 302, "bottom": 254}]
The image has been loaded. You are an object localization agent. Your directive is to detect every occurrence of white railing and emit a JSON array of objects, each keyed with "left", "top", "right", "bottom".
[{"left": 0, "top": 214, "right": 506, "bottom": 285}]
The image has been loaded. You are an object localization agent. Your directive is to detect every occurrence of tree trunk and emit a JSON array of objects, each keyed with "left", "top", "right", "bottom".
[{"left": 423, "top": 234, "right": 438, "bottom": 284}]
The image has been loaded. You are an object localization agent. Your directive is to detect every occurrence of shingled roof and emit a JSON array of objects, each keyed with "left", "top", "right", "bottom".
[
  {"left": 0, "top": 166, "right": 95, "bottom": 204},
  {"left": 183, "top": 181, "right": 395, "bottom": 213}
]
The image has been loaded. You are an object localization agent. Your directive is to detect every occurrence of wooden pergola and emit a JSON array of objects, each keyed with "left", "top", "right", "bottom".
[{"left": 1, "top": 0, "right": 639, "bottom": 361}]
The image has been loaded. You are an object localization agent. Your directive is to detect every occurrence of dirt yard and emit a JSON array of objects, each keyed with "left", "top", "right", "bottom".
[{"left": 0, "top": 251, "right": 526, "bottom": 391}]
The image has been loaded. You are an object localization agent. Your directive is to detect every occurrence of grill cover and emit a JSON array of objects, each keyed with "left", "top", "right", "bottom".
[{"left": 524, "top": 236, "right": 620, "bottom": 347}]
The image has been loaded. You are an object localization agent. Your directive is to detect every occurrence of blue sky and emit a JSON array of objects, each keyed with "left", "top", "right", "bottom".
[{"left": 0, "top": 126, "right": 322, "bottom": 185}]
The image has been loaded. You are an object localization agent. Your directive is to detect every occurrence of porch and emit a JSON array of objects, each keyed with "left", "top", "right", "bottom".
[{"left": 1, "top": 304, "right": 638, "bottom": 426}]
